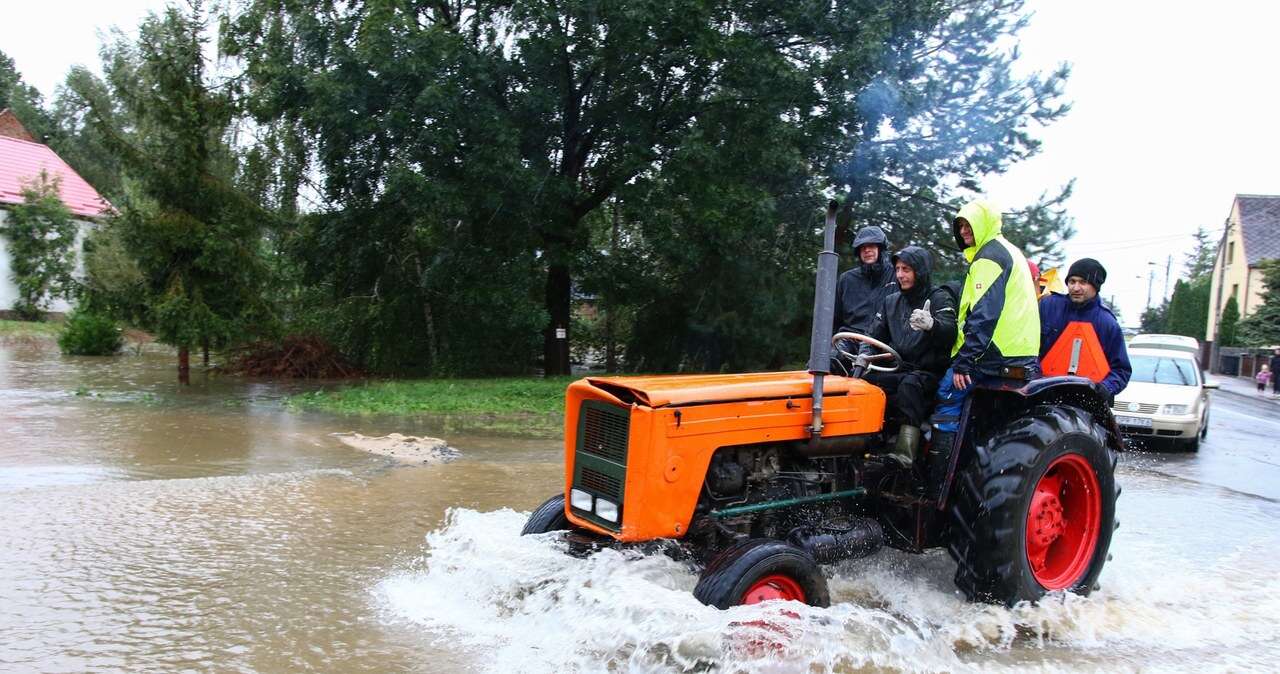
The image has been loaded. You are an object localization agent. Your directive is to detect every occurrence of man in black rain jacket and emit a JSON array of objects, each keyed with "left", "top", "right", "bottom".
[
  {"left": 858, "top": 246, "right": 957, "bottom": 466},
  {"left": 833, "top": 225, "right": 897, "bottom": 336}
]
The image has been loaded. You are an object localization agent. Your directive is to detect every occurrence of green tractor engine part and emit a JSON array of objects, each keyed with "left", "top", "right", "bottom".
[{"left": 709, "top": 487, "right": 866, "bottom": 519}]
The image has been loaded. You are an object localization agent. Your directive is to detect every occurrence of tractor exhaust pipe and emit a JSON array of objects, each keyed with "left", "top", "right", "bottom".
[{"left": 807, "top": 200, "right": 841, "bottom": 437}]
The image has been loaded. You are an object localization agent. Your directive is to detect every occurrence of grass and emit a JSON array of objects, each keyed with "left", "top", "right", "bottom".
[
  {"left": 0, "top": 319, "right": 63, "bottom": 339},
  {"left": 286, "top": 376, "right": 579, "bottom": 433}
]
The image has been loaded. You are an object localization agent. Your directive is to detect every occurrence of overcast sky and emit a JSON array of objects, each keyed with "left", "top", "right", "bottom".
[{"left": 3, "top": 1, "right": 1278, "bottom": 325}]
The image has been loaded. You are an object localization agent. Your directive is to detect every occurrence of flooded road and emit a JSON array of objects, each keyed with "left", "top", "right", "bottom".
[{"left": 2, "top": 341, "right": 1279, "bottom": 672}]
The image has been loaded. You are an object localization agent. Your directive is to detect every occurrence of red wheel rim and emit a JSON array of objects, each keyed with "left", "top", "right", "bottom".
[
  {"left": 741, "top": 575, "right": 806, "bottom": 605},
  {"left": 1025, "top": 453, "right": 1102, "bottom": 590}
]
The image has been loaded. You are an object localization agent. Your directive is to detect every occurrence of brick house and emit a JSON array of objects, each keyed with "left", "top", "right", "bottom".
[{"left": 0, "top": 109, "right": 112, "bottom": 316}]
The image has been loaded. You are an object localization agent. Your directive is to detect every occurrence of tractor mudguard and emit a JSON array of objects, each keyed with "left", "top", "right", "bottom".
[{"left": 934, "top": 375, "right": 1122, "bottom": 511}]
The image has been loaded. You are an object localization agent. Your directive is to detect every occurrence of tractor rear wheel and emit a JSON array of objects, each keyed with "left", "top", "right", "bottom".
[
  {"left": 693, "top": 539, "right": 830, "bottom": 609},
  {"left": 521, "top": 493, "right": 571, "bottom": 535},
  {"left": 948, "top": 405, "right": 1116, "bottom": 606}
]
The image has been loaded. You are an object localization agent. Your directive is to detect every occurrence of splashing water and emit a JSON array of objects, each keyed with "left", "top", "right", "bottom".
[{"left": 380, "top": 478, "right": 1280, "bottom": 674}]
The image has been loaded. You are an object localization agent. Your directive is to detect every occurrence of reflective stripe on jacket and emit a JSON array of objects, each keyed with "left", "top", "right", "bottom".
[{"left": 950, "top": 200, "right": 1040, "bottom": 378}]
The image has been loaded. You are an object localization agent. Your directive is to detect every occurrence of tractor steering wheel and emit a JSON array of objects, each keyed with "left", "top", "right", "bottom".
[{"left": 831, "top": 331, "right": 903, "bottom": 376}]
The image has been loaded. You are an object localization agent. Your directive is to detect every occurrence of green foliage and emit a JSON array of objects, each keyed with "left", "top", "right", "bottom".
[
  {"left": 1184, "top": 226, "right": 1216, "bottom": 279},
  {"left": 1218, "top": 295, "right": 1241, "bottom": 347},
  {"left": 0, "top": 319, "right": 63, "bottom": 339},
  {"left": 222, "top": 0, "right": 1072, "bottom": 374},
  {"left": 57, "top": 310, "right": 123, "bottom": 356},
  {"left": 45, "top": 66, "right": 130, "bottom": 203},
  {"left": 0, "top": 49, "right": 55, "bottom": 141},
  {"left": 74, "top": 3, "right": 275, "bottom": 380},
  {"left": 78, "top": 220, "right": 148, "bottom": 322},
  {"left": 287, "top": 376, "right": 573, "bottom": 434},
  {"left": 1140, "top": 302, "right": 1167, "bottom": 334},
  {"left": 0, "top": 172, "right": 79, "bottom": 319},
  {"left": 1164, "top": 276, "right": 1210, "bottom": 341},
  {"left": 1239, "top": 260, "right": 1280, "bottom": 347}
]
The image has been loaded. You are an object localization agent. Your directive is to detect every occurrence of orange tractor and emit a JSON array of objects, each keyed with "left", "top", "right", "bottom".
[{"left": 523, "top": 203, "right": 1121, "bottom": 608}]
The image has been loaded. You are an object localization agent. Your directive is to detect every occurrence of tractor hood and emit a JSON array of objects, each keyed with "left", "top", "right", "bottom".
[{"left": 584, "top": 370, "right": 871, "bottom": 408}]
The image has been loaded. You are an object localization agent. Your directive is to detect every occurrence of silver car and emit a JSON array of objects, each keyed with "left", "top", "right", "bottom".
[{"left": 1112, "top": 347, "right": 1218, "bottom": 451}]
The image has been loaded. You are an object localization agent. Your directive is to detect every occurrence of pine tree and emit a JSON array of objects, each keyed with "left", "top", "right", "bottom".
[
  {"left": 76, "top": 3, "right": 271, "bottom": 383},
  {"left": 1218, "top": 295, "right": 1241, "bottom": 347},
  {"left": 1164, "top": 277, "right": 1210, "bottom": 341},
  {"left": 1239, "top": 260, "right": 1280, "bottom": 346}
]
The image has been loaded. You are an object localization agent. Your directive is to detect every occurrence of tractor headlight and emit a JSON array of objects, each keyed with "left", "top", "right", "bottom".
[
  {"left": 570, "top": 488, "right": 593, "bottom": 511},
  {"left": 594, "top": 499, "right": 619, "bottom": 523},
  {"left": 1163, "top": 404, "right": 1190, "bottom": 415}
]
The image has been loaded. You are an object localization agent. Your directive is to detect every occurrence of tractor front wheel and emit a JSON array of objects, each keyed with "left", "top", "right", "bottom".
[
  {"left": 521, "top": 493, "right": 571, "bottom": 535},
  {"left": 693, "top": 539, "right": 830, "bottom": 609},
  {"left": 948, "top": 405, "right": 1116, "bottom": 605}
]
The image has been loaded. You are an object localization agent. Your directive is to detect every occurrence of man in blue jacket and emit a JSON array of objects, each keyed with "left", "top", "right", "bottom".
[{"left": 1039, "top": 258, "right": 1131, "bottom": 398}]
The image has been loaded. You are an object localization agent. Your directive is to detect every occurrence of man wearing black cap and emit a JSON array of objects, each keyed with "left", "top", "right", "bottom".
[
  {"left": 1039, "top": 258, "right": 1132, "bottom": 397},
  {"left": 833, "top": 225, "right": 897, "bottom": 336}
]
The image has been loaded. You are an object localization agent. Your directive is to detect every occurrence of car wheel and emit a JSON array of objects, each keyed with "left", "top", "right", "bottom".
[{"left": 1200, "top": 414, "right": 1209, "bottom": 440}]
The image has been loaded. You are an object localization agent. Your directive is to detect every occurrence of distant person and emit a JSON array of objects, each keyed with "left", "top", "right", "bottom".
[
  {"left": 929, "top": 199, "right": 1041, "bottom": 494},
  {"left": 832, "top": 225, "right": 897, "bottom": 360},
  {"left": 1271, "top": 349, "right": 1280, "bottom": 395},
  {"left": 858, "top": 246, "right": 957, "bottom": 466},
  {"left": 1257, "top": 365, "right": 1272, "bottom": 394},
  {"left": 1038, "top": 258, "right": 1132, "bottom": 398}
]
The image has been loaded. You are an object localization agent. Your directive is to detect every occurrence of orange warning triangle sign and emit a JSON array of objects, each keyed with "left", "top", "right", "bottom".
[{"left": 1041, "top": 321, "right": 1112, "bottom": 382}]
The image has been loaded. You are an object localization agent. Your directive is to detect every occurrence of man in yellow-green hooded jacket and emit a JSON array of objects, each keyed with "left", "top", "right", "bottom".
[{"left": 927, "top": 199, "right": 1040, "bottom": 495}]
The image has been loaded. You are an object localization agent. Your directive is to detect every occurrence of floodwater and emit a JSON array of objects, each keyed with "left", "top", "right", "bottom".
[{"left": 2, "top": 342, "right": 1279, "bottom": 673}]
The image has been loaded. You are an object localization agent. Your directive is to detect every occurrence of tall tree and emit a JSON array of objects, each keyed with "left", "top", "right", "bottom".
[
  {"left": 223, "top": 0, "right": 1073, "bottom": 374},
  {"left": 1164, "top": 277, "right": 1210, "bottom": 340},
  {"left": 1218, "top": 295, "right": 1240, "bottom": 348},
  {"left": 75, "top": 2, "right": 271, "bottom": 383},
  {"left": 828, "top": 0, "right": 1075, "bottom": 278},
  {"left": 0, "top": 49, "right": 54, "bottom": 140},
  {"left": 1183, "top": 226, "right": 1216, "bottom": 279},
  {"left": 1239, "top": 260, "right": 1280, "bottom": 347}
]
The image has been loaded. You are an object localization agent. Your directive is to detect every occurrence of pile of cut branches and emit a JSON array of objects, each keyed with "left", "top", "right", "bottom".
[{"left": 223, "top": 336, "right": 363, "bottom": 379}]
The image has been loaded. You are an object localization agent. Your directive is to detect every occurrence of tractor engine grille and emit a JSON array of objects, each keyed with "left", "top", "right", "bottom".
[{"left": 571, "top": 400, "right": 631, "bottom": 531}]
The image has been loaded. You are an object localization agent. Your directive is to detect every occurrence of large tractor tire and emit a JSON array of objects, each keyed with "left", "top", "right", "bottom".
[
  {"left": 521, "top": 493, "right": 571, "bottom": 535},
  {"left": 948, "top": 405, "right": 1117, "bottom": 606},
  {"left": 693, "top": 539, "right": 830, "bottom": 609}
]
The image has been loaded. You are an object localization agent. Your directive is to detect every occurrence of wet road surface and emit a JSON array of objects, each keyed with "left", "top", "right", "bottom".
[{"left": 2, "top": 342, "right": 1278, "bottom": 672}]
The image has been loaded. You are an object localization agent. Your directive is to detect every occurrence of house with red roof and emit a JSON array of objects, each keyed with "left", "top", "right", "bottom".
[{"left": 0, "top": 108, "right": 113, "bottom": 316}]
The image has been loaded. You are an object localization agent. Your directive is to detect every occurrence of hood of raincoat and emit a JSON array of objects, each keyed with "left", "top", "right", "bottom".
[
  {"left": 952, "top": 200, "right": 1002, "bottom": 259},
  {"left": 891, "top": 245, "right": 933, "bottom": 300},
  {"left": 852, "top": 225, "right": 890, "bottom": 275}
]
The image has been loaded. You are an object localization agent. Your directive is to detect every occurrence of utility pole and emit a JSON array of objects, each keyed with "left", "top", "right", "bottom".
[{"left": 1163, "top": 254, "right": 1172, "bottom": 300}]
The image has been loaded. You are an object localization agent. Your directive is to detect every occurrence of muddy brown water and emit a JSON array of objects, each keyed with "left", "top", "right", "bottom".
[{"left": 2, "top": 342, "right": 1279, "bottom": 673}]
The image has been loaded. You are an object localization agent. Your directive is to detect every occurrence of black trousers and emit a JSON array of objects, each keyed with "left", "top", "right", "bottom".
[{"left": 865, "top": 369, "right": 941, "bottom": 427}]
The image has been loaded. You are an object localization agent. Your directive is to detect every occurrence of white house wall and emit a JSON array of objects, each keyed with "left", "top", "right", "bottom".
[{"left": 1207, "top": 201, "right": 1268, "bottom": 341}]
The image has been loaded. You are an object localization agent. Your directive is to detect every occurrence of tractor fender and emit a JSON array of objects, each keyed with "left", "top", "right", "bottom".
[
  {"left": 937, "top": 376, "right": 1122, "bottom": 512},
  {"left": 971, "top": 376, "right": 1123, "bottom": 453}
]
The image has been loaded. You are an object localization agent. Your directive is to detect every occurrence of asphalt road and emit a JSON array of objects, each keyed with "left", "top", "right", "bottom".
[{"left": 1121, "top": 388, "right": 1280, "bottom": 502}]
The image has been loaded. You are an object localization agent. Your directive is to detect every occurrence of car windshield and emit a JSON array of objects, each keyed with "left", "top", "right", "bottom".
[{"left": 1129, "top": 355, "right": 1198, "bottom": 386}]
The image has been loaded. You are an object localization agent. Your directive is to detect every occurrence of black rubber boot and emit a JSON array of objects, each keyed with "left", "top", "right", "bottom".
[{"left": 926, "top": 430, "right": 957, "bottom": 500}]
